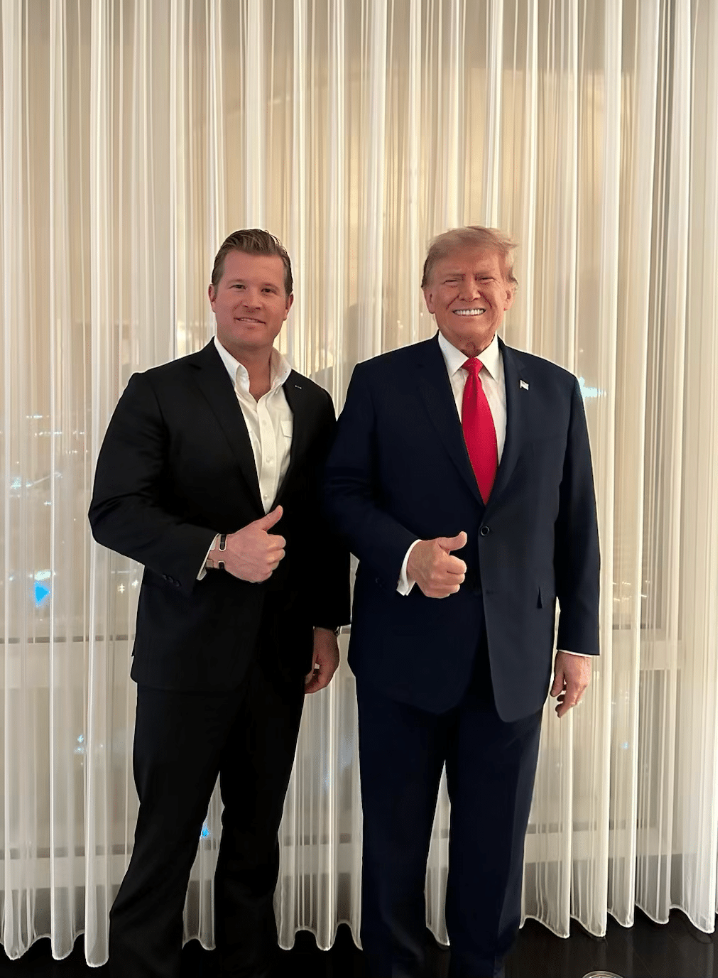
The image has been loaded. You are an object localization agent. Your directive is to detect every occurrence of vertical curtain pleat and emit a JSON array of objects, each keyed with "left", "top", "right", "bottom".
[
  {"left": 666, "top": 0, "right": 718, "bottom": 932},
  {"left": 636, "top": 0, "right": 691, "bottom": 927},
  {"left": 1, "top": 0, "right": 718, "bottom": 966},
  {"left": 326, "top": 0, "right": 346, "bottom": 399},
  {"left": 607, "top": 0, "right": 659, "bottom": 930},
  {"left": 356, "top": 0, "right": 386, "bottom": 362},
  {"left": 240, "top": 0, "right": 266, "bottom": 228},
  {"left": 2, "top": 0, "right": 30, "bottom": 956},
  {"left": 86, "top": 0, "right": 118, "bottom": 961},
  {"left": 482, "top": 0, "right": 502, "bottom": 225}
]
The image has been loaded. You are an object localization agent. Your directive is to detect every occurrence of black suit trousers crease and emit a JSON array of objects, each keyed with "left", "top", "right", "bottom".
[
  {"left": 357, "top": 645, "right": 542, "bottom": 978},
  {"left": 108, "top": 646, "right": 305, "bottom": 978}
]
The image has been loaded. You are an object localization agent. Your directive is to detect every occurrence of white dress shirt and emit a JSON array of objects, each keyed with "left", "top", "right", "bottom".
[
  {"left": 198, "top": 337, "right": 293, "bottom": 577},
  {"left": 213, "top": 336, "right": 293, "bottom": 510}
]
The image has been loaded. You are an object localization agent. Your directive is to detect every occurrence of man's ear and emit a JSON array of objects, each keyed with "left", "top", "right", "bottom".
[
  {"left": 422, "top": 287, "right": 436, "bottom": 315},
  {"left": 284, "top": 293, "right": 294, "bottom": 319}
]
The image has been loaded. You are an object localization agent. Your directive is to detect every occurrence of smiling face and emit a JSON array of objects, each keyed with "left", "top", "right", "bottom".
[
  {"left": 208, "top": 249, "right": 293, "bottom": 361},
  {"left": 422, "top": 246, "right": 515, "bottom": 357}
]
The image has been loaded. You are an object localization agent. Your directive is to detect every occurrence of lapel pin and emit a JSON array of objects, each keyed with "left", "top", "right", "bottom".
[
  {"left": 294, "top": 384, "right": 302, "bottom": 389},
  {"left": 520, "top": 380, "right": 529, "bottom": 391}
]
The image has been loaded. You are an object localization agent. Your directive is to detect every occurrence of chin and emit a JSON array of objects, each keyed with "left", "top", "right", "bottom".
[
  {"left": 231, "top": 330, "right": 269, "bottom": 346},
  {"left": 450, "top": 329, "right": 494, "bottom": 354}
]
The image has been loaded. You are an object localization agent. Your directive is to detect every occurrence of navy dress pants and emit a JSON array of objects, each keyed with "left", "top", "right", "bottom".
[{"left": 356, "top": 653, "right": 542, "bottom": 978}]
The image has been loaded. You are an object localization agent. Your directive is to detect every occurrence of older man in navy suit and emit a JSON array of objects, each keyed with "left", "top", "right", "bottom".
[{"left": 324, "top": 226, "right": 600, "bottom": 978}]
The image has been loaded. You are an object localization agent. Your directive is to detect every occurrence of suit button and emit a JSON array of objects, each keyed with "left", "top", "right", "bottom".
[{"left": 480, "top": 526, "right": 490, "bottom": 536}]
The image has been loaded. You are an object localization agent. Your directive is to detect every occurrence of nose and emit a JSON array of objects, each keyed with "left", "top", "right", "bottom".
[
  {"left": 459, "top": 280, "right": 482, "bottom": 300},
  {"left": 240, "top": 288, "right": 262, "bottom": 309}
]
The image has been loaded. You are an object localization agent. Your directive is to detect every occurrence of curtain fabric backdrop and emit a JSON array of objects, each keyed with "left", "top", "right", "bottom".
[{"left": 1, "top": 0, "right": 718, "bottom": 966}]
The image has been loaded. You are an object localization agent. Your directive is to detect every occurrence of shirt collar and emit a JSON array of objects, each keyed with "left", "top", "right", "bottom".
[
  {"left": 437, "top": 331, "right": 501, "bottom": 380},
  {"left": 213, "top": 335, "right": 292, "bottom": 392}
]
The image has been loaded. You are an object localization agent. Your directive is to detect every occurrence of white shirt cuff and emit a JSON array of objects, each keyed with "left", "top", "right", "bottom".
[
  {"left": 558, "top": 649, "right": 590, "bottom": 657},
  {"left": 197, "top": 534, "right": 219, "bottom": 581},
  {"left": 397, "top": 539, "right": 421, "bottom": 595}
]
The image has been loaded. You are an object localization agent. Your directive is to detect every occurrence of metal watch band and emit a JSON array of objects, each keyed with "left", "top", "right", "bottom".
[{"left": 217, "top": 532, "right": 227, "bottom": 571}]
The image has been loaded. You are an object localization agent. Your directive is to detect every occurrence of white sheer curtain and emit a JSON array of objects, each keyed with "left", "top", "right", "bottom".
[{"left": 1, "top": 0, "right": 717, "bottom": 966}]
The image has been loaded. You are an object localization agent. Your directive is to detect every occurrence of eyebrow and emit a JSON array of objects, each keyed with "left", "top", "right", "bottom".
[
  {"left": 226, "top": 278, "right": 280, "bottom": 287},
  {"left": 442, "top": 271, "right": 494, "bottom": 278}
]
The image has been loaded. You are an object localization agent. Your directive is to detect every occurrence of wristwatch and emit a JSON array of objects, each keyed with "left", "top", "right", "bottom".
[{"left": 210, "top": 533, "right": 227, "bottom": 571}]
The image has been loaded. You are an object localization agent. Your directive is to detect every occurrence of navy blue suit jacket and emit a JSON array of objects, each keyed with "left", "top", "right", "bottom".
[{"left": 324, "top": 334, "right": 599, "bottom": 721}]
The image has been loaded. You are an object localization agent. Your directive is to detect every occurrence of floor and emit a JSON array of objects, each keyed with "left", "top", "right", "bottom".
[{"left": 1, "top": 909, "right": 716, "bottom": 978}]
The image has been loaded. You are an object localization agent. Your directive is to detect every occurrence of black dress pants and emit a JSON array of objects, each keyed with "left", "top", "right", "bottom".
[
  {"left": 357, "top": 652, "right": 542, "bottom": 978},
  {"left": 108, "top": 658, "right": 305, "bottom": 978}
]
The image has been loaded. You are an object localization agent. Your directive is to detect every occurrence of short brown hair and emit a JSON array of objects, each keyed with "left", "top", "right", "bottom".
[
  {"left": 211, "top": 229, "right": 293, "bottom": 295},
  {"left": 421, "top": 226, "right": 518, "bottom": 290}
]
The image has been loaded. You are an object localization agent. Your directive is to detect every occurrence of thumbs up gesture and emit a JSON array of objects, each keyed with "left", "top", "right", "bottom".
[
  {"left": 217, "top": 505, "right": 286, "bottom": 582},
  {"left": 406, "top": 531, "right": 468, "bottom": 598}
]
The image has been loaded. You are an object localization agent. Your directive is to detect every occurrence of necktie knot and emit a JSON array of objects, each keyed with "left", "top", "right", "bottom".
[{"left": 463, "top": 358, "right": 484, "bottom": 378}]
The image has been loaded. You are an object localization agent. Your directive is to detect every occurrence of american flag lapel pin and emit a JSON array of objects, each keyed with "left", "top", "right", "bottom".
[{"left": 520, "top": 379, "right": 529, "bottom": 391}]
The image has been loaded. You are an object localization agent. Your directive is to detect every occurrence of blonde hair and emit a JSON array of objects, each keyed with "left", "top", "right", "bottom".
[{"left": 421, "top": 226, "right": 518, "bottom": 289}]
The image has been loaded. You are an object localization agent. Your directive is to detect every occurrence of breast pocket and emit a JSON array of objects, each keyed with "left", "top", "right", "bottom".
[{"left": 278, "top": 418, "right": 294, "bottom": 473}]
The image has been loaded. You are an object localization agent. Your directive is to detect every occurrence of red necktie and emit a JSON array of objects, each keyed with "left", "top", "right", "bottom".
[{"left": 461, "top": 358, "right": 497, "bottom": 503}]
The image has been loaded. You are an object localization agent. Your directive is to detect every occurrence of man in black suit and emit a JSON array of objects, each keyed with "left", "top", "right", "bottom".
[
  {"left": 324, "top": 226, "right": 600, "bottom": 978},
  {"left": 89, "top": 229, "right": 349, "bottom": 978}
]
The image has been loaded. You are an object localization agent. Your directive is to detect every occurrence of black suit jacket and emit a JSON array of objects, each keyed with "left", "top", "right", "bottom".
[
  {"left": 324, "top": 335, "right": 600, "bottom": 721},
  {"left": 89, "top": 341, "right": 349, "bottom": 692}
]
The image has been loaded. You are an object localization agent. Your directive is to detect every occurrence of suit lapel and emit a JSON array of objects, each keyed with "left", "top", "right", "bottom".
[
  {"left": 486, "top": 339, "right": 526, "bottom": 511},
  {"left": 275, "top": 371, "right": 310, "bottom": 503},
  {"left": 188, "top": 342, "right": 264, "bottom": 513},
  {"left": 415, "top": 337, "right": 482, "bottom": 504}
]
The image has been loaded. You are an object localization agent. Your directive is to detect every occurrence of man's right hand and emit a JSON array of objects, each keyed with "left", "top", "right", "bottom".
[
  {"left": 406, "top": 531, "right": 467, "bottom": 598},
  {"left": 212, "top": 506, "right": 286, "bottom": 582}
]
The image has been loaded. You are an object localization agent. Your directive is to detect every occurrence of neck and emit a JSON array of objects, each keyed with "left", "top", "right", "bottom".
[
  {"left": 222, "top": 340, "right": 272, "bottom": 375},
  {"left": 219, "top": 339, "right": 274, "bottom": 399},
  {"left": 242, "top": 352, "right": 272, "bottom": 401},
  {"left": 458, "top": 337, "right": 494, "bottom": 359}
]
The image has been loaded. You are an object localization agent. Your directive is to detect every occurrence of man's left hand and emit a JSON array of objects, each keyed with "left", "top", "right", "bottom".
[
  {"left": 550, "top": 651, "right": 592, "bottom": 718},
  {"left": 304, "top": 628, "right": 340, "bottom": 694}
]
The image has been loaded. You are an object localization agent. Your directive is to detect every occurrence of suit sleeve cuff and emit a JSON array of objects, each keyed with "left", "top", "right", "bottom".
[{"left": 557, "top": 648, "right": 591, "bottom": 657}]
